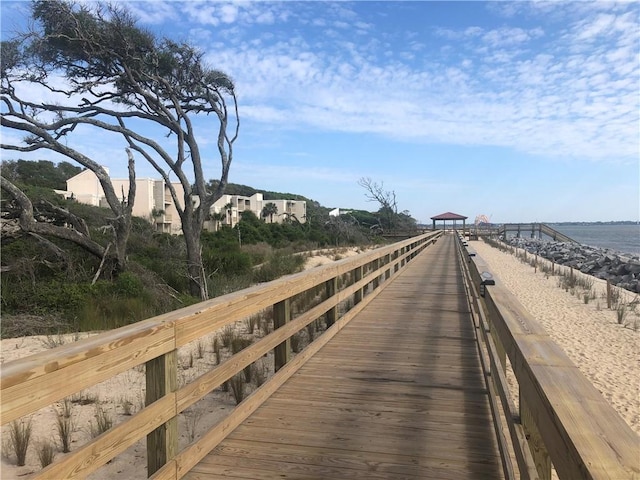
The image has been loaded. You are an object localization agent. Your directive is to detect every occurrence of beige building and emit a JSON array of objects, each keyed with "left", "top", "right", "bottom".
[
  {"left": 66, "top": 171, "right": 306, "bottom": 234},
  {"left": 207, "top": 193, "right": 306, "bottom": 230},
  {"left": 65, "top": 170, "right": 184, "bottom": 234}
]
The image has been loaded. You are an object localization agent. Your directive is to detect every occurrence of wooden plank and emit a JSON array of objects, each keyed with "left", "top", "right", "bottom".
[
  {"left": 226, "top": 424, "right": 502, "bottom": 464},
  {"left": 208, "top": 439, "right": 489, "bottom": 479},
  {"left": 1, "top": 320, "right": 176, "bottom": 425},
  {"left": 2, "top": 232, "right": 440, "bottom": 479},
  {"left": 167, "top": 254, "right": 404, "bottom": 480},
  {"left": 273, "top": 298, "right": 291, "bottom": 371},
  {"left": 185, "top": 235, "right": 504, "bottom": 480},
  {"left": 469, "top": 250, "right": 640, "bottom": 480},
  {"left": 174, "top": 233, "right": 438, "bottom": 347},
  {"left": 146, "top": 350, "right": 178, "bottom": 476}
]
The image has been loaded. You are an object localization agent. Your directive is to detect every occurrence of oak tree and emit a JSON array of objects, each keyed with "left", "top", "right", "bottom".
[{"left": 1, "top": 1, "right": 239, "bottom": 299}]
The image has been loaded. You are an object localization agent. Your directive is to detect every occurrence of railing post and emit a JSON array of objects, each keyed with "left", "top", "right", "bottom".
[
  {"left": 274, "top": 298, "right": 291, "bottom": 371},
  {"left": 146, "top": 351, "right": 178, "bottom": 476},
  {"left": 520, "top": 396, "right": 552, "bottom": 480},
  {"left": 353, "top": 266, "right": 363, "bottom": 305},
  {"left": 372, "top": 258, "right": 380, "bottom": 290},
  {"left": 385, "top": 254, "right": 391, "bottom": 280},
  {"left": 325, "top": 277, "right": 337, "bottom": 328}
]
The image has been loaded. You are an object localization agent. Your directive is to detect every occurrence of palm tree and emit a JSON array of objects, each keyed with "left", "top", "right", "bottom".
[
  {"left": 224, "top": 202, "right": 233, "bottom": 226},
  {"left": 211, "top": 212, "right": 226, "bottom": 231},
  {"left": 261, "top": 203, "right": 278, "bottom": 223}
]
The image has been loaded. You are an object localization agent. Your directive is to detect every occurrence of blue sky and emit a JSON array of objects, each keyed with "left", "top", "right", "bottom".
[{"left": 1, "top": 1, "right": 639, "bottom": 224}]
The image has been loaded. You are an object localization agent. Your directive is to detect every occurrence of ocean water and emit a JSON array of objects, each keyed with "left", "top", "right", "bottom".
[{"left": 550, "top": 224, "right": 640, "bottom": 257}]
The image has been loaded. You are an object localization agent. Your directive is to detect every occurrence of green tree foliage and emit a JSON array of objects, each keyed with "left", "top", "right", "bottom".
[
  {"left": 261, "top": 202, "right": 278, "bottom": 223},
  {"left": 1, "top": 160, "right": 82, "bottom": 190}
]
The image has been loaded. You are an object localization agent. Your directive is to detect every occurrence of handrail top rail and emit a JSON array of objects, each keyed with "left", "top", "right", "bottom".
[{"left": 467, "top": 246, "right": 639, "bottom": 479}]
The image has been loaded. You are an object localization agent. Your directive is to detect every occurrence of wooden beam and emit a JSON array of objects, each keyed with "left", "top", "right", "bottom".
[
  {"left": 146, "top": 350, "right": 178, "bottom": 476},
  {"left": 274, "top": 298, "right": 291, "bottom": 372}
]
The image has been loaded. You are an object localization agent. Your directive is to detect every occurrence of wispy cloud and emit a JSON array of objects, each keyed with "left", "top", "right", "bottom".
[{"left": 180, "top": 2, "right": 638, "bottom": 163}]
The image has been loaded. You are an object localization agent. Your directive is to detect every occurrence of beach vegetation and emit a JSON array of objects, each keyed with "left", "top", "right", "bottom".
[
  {"left": 8, "top": 418, "right": 32, "bottom": 466},
  {"left": 183, "top": 405, "right": 205, "bottom": 442},
  {"left": 212, "top": 337, "right": 221, "bottom": 365},
  {"left": 120, "top": 397, "right": 134, "bottom": 416},
  {"left": 88, "top": 404, "right": 113, "bottom": 438},
  {"left": 229, "top": 374, "right": 246, "bottom": 404},
  {"left": 55, "top": 399, "right": 75, "bottom": 453},
  {"left": 35, "top": 438, "right": 55, "bottom": 468},
  {"left": 1, "top": 166, "right": 387, "bottom": 339},
  {"left": 616, "top": 304, "right": 627, "bottom": 325},
  {"left": 290, "top": 332, "right": 302, "bottom": 353},
  {"left": 196, "top": 340, "right": 205, "bottom": 360},
  {"left": 253, "top": 360, "right": 268, "bottom": 387}
]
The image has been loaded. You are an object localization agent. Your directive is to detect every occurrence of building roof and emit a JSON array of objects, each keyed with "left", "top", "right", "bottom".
[{"left": 430, "top": 212, "right": 468, "bottom": 220}]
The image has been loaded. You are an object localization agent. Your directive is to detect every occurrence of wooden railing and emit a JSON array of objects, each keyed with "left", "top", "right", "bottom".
[
  {"left": 0, "top": 231, "right": 441, "bottom": 479},
  {"left": 497, "top": 223, "right": 578, "bottom": 243},
  {"left": 456, "top": 235, "right": 639, "bottom": 480}
]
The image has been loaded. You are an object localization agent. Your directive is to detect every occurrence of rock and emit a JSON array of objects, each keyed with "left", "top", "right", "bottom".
[{"left": 502, "top": 236, "right": 638, "bottom": 294}]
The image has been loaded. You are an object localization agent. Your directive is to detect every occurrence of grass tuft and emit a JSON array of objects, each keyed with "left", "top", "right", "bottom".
[
  {"left": 89, "top": 404, "right": 113, "bottom": 438},
  {"left": 9, "top": 418, "right": 32, "bottom": 466},
  {"left": 55, "top": 399, "right": 76, "bottom": 453},
  {"left": 36, "top": 438, "right": 55, "bottom": 468},
  {"left": 229, "top": 374, "right": 245, "bottom": 404}
]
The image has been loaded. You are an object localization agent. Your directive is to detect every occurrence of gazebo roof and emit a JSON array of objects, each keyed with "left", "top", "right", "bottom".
[{"left": 431, "top": 212, "right": 468, "bottom": 221}]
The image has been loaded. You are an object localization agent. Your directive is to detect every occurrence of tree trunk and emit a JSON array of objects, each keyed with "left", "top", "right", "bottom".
[{"left": 184, "top": 228, "right": 207, "bottom": 300}]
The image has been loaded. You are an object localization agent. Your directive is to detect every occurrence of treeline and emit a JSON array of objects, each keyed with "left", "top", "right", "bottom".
[{"left": 0, "top": 161, "right": 404, "bottom": 337}]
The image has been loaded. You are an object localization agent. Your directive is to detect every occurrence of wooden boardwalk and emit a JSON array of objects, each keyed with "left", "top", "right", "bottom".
[{"left": 185, "top": 235, "right": 505, "bottom": 479}]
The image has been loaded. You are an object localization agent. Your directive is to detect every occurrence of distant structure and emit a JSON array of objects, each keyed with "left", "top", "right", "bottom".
[
  {"left": 329, "top": 208, "right": 352, "bottom": 217},
  {"left": 430, "top": 212, "right": 468, "bottom": 231},
  {"left": 66, "top": 169, "right": 184, "bottom": 234},
  {"left": 475, "top": 214, "right": 491, "bottom": 225},
  {"left": 63, "top": 170, "right": 306, "bottom": 234},
  {"left": 207, "top": 193, "right": 306, "bottom": 230}
]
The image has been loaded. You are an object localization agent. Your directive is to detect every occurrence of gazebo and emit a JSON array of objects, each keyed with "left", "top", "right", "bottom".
[{"left": 431, "top": 212, "right": 468, "bottom": 232}]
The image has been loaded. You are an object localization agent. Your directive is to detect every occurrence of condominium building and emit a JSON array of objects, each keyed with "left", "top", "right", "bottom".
[
  {"left": 207, "top": 193, "right": 306, "bottom": 230},
  {"left": 65, "top": 169, "right": 184, "bottom": 234},
  {"left": 65, "top": 170, "right": 305, "bottom": 234}
]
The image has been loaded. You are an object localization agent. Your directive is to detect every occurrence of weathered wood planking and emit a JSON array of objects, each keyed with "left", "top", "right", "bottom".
[{"left": 185, "top": 235, "right": 505, "bottom": 480}]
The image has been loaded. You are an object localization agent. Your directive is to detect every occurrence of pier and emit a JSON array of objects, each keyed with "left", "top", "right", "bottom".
[{"left": 497, "top": 223, "right": 578, "bottom": 243}]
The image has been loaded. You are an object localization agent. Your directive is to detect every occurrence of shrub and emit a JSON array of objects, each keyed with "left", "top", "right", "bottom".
[
  {"left": 9, "top": 418, "right": 32, "bottom": 466},
  {"left": 55, "top": 399, "right": 75, "bottom": 453},
  {"left": 89, "top": 404, "right": 113, "bottom": 438},
  {"left": 229, "top": 374, "right": 245, "bottom": 404},
  {"left": 617, "top": 304, "right": 627, "bottom": 325},
  {"left": 231, "top": 336, "right": 252, "bottom": 355},
  {"left": 212, "top": 337, "right": 221, "bottom": 365},
  {"left": 252, "top": 251, "right": 305, "bottom": 283},
  {"left": 36, "top": 439, "right": 55, "bottom": 468},
  {"left": 290, "top": 332, "right": 301, "bottom": 353}
]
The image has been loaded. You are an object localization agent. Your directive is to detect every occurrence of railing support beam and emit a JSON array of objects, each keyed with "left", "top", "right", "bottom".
[
  {"left": 325, "top": 277, "right": 337, "bottom": 328},
  {"left": 146, "top": 350, "right": 178, "bottom": 476},
  {"left": 274, "top": 298, "right": 292, "bottom": 371}
]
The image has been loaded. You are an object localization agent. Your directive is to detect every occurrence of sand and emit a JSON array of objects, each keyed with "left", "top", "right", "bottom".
[
  {"left": 472, "top": 239, "right": 640, "bottom": 434},
  {"left": 1, "top": 241, "right": 638, "bottom": 478}
]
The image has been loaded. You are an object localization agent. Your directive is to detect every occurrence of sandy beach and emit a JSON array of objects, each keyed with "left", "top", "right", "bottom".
[
  {"left": 472, "top": 239, "right": 639, "bottom": 434},
  {"left": 1, "top": 241, "right": 638, "bottom": 478}
]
